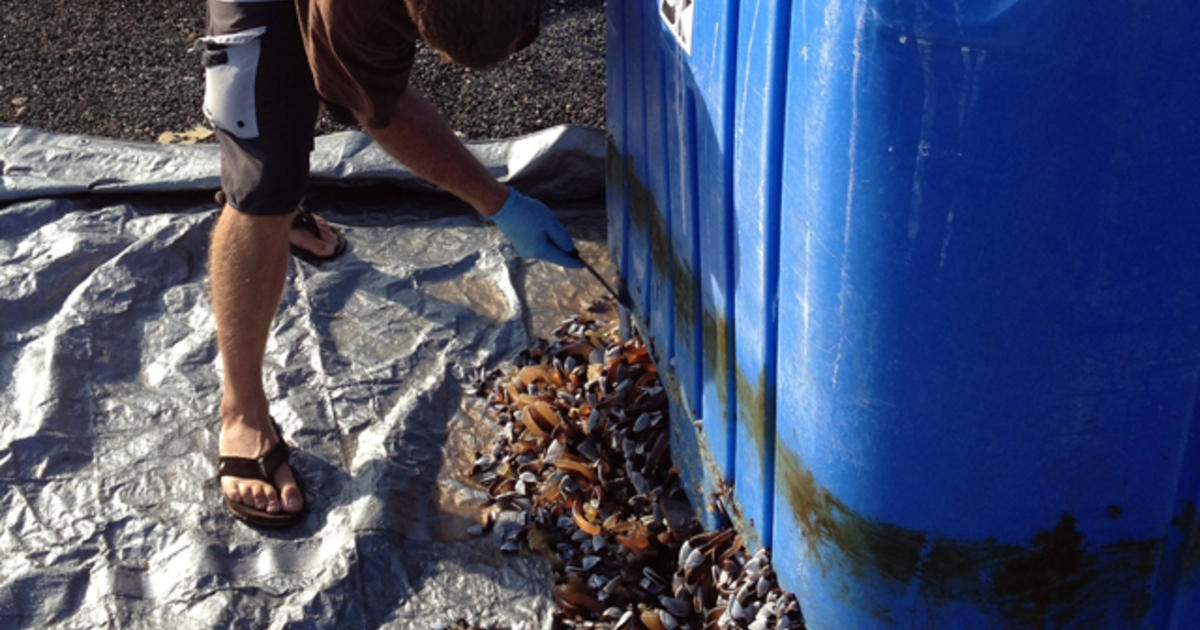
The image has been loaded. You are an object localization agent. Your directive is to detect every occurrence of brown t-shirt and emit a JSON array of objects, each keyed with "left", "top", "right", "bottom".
[{"left": 295, "top": 0, "right": 419, "bottom": 128}]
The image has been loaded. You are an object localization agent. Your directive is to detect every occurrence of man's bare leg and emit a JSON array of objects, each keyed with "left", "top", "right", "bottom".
[
  {"left": 209, "top": 85, "right": 537, "bottom": 516},
  {"left": 362, "top": 87, "right": 510, "bottom": 217},
  {"left": 210, "top": 206, "right": 303, "bottom": 515}
]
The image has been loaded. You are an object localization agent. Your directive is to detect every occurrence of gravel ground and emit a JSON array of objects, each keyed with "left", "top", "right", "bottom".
[{"left": 0, "top": 0, "right": 605, "bottom": 142}]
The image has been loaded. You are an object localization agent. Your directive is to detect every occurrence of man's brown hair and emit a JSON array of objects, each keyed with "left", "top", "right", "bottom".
[{"left": 404, "top": 0, "right": 540, "bottom": 70}]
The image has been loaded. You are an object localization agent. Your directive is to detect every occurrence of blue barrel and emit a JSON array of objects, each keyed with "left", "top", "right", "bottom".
[
  {"left": 772, "top": 1, "right": 1200, "bottom": 627},
  {"left": 608, "top": 0, "right": 1200, "bottom": 627}
]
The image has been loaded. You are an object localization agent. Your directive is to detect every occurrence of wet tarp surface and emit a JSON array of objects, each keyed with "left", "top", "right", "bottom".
[{"left": 0, "top": 124, "right": 614, "bottom": 629}]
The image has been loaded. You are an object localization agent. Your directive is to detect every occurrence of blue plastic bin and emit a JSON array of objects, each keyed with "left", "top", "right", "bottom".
[{"left": 607, "top": 0, "right": 1200, "bottom": 627}]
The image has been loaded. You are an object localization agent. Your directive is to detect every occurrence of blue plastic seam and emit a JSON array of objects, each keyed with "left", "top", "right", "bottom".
[
  {"left": 686, "top": 90, "right": 702, "bottom": 415},
  {"left": 757, "top": 0, "right": 796, "bottom": 551},
  {"left": 609, "top": 0, "right": 628, "bottom": 282},
  {"left": 618, "top": 0, "right": 637, "bottom": 280},
  {"left": 658, "top": 43, "right": 676, "bottom": 362},
  {"left": 720, "top": 0, "right": 741, "bottom": 485},
  {"left": 604, "top": 0, "right": 627, "bottom": 282},
  {"left": 638, "top": 0, "right": 654, "bottom": 325}
]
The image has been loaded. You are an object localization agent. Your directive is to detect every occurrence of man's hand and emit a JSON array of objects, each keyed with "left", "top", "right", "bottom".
[{"left": 490, "top": 188, "right": 584, "bottom": 268}]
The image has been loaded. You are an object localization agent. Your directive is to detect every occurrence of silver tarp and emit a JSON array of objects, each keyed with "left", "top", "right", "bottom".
[{"left": 0, "top": 124, "right": 614, "bottom": 629}]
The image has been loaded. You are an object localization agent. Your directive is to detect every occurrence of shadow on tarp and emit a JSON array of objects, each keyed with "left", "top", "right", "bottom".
[{"left": 0, "top": 127, "right": 614, "bottom": 629}]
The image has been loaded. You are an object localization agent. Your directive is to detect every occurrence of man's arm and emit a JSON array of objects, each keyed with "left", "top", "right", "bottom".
[
  {"left": 362, "top": 85, "right": 508, "bottom": 216},
  {"left": 361, "top": 85, "right": 580, "bottom": 267}
]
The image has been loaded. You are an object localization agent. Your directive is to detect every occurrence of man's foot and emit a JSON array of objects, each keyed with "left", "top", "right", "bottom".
[
  {"left": 219, "top": 415, "right": 304, "bottom": 519},
  {"left": 289, "top": 210, "right": 344, "bottom": 261},
  {"left": 212, "top": 191, "right": 345, "bottom": 264}
]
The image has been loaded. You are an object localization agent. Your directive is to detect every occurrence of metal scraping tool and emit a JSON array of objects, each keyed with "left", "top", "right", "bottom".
[{"left": 564, "top": 247, "right": 633, "bottom": 312}]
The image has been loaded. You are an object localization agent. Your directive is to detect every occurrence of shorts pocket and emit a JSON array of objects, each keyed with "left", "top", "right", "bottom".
[{"left": 201, "top": 26, "right": 267, "bottom": 139}]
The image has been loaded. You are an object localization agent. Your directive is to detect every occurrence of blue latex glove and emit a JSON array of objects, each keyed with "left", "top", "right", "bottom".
[{"left": 489, "top": 188, "right": 583, "bottom": 268}]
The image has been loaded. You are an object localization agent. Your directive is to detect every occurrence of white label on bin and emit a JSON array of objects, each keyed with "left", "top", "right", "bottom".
[{"left": 660, "top": 0, "right": 694, "bottom": 54}]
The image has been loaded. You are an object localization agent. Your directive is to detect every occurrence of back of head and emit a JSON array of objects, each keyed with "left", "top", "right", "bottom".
[{"left": 405, "top": 0, "right": 539, "bottom": 70}]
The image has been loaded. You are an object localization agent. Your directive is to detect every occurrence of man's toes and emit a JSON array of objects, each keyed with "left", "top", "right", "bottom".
[
  {"left": 305, "top": 233, "right": 335, "bottom": 257},
  {"left": 234, "top": 482, "right": 252, "bottom": 506},
  {"left": 263, "top": 487, "right": 282, "bottom": 514},
  {"left": 250, "top": 485, "right": 269, "bottom": 510},
  {"left": 318, "top": 222, "right": 338, "bottom": 253},
  {"left": 291, "top": 216, "right": 338, "bottom": 258},
  {"left": 315, "top": 237, "right": 335, "bottom": 257},
  {"left": 274, "top": 466, "right": 304, "bottom": 513}
]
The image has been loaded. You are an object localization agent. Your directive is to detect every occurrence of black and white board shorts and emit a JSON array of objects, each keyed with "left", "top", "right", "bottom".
[{"left": 202, "top": 0, "right": 318, "bottom": 216}]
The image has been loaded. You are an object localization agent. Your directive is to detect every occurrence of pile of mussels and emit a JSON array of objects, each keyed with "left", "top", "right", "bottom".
[{"left": 466, "top": 315, "right": 804, "bottom": 630}]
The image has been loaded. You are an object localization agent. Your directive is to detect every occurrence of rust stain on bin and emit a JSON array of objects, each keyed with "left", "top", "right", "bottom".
[
  {"left": 735, "top": 368, "right": 773, "bottom": 471},
  {"left": 1174, "top": 502, "right": 1200, "bottom": 586},
  {"left": 617, "top": 146, "right": 732, "bottom": 416},
  {"left": 618, "top": 141, "right": 697, "bottom": 332},
  {"left": 605, "top": 136, "right": 627, "bottom": 195},
  {"left": 778, "top": 445, "right": 1167, "bottom": 626},
  {"left": 778, "top": 446, "right": 926, "bottom": 584}
]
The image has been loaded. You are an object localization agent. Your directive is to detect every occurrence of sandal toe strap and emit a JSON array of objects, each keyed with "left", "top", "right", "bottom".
[
  {"left": 218, "top": 441, "right": 290, "bottom": 482},
  {"left": 292, "top": 207, "right": 320, "bottom": 238}
]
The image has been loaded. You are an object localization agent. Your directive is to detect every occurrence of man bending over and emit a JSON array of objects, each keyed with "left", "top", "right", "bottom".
[{"left": 203, "top": 0, "right": 579, "bottom": 527}]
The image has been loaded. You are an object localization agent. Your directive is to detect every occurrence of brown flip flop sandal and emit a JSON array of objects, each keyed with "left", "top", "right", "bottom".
[
  {"left": 289, "top": 207, "right": 348, "bottom": 265},
  {"left": 213, "top": 191, "right": 348, "bottom": 265},
  {"left": 218, "top": 420, "right": 305, "bottom": 528}
]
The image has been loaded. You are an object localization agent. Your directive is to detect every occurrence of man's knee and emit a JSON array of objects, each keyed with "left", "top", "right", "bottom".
[{"left": 216, "top": 135, "right": 310, "bottom": 217}]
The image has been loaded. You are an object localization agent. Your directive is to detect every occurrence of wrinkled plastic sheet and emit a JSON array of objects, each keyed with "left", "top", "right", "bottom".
[{"left": 0, "top": 124, "right": 615, "bottom": 629}]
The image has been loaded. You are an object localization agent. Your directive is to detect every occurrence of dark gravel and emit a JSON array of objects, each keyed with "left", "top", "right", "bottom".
[{"left": 0, "top": 0, "right": 605, "bottom": 142}]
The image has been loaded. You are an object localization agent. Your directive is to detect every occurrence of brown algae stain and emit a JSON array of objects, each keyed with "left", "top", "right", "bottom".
[
  {"left": 671, "top": 252, "right": 699, "bottom": 330},
  {"left": 605, "top": 137, "right": 627, "bottom": 199},
  {"left": 616, "top": 147, "right": 730, "bottom": 397},
  {"left": 667, "top": 393, "right": 707, "bottom": 508},
  {"left": 1173, "top": 502, "right": 1200, "bottom": 585},
  {"left": 618, "top": 142, "right": 698, "bottom": 334},
  {"left": 989, "top": 514, "right": 1095, "bottom": 628},
  {"left": 622, "top": 151, "right": 673, "bottom": 293},
  {"left": 701, "top": 309, "right": 732, "bottom": 405},
  {"left": 736, "top": 368, "right": 773, "bottom": 469},
  {"left": 1122, "top": 590, "right": 1154, "bottom": 623},
  {"left": 779, "top": 445, "right": 1164, "bottom": 627},
  {"left": 779, "top": 446, "right": 925, "bottom": 585}
]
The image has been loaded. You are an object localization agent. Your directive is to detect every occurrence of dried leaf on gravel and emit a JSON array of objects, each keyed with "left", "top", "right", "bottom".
[{"left": 157, "top": 124, "right": 214, "bottom": 145}]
